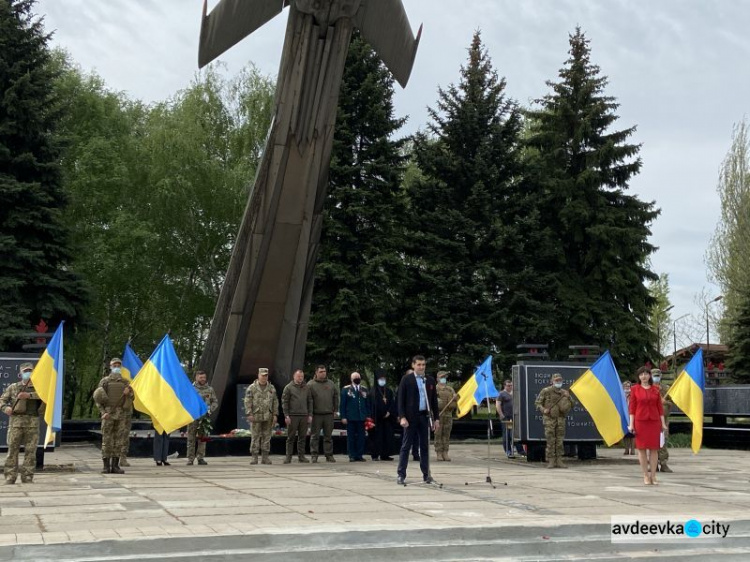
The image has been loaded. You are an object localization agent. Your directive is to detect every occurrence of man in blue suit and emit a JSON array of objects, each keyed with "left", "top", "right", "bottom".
[
  {"left": 397, "top": 355, "right": 439, "bottom": 484},
  {"left": 340, "top": 371, "right": 371, "bottom": 461}
]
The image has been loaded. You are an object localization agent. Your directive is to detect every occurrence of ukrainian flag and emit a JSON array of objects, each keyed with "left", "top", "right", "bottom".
[
  {"left": 129, "top": 335, "right": 207, "bottom": 434},
  {"left": 570, "top": 351, "right": 628, "bottom": 446},
  {"left": 31, "top": 322, "right": 64, "bottom": 446},
  {"left": 457, "top": 356, "right": 499, "bottom": 418},
  {"left": 667, "top": 348, "right": 704, "bottom": 453},
  {"left": 121, "top": 342, "right": 144, "bottom": 381}
]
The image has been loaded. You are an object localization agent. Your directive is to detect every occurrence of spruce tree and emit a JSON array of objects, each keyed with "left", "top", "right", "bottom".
[
  {"left": 726, "top": 291, "right": 750, "bottom": 382},
  {"left": 525, "top": 28, "right": 659, "bottom": 369},
  {"left": 0, "top": 0, "right": 87, "bottom": 349},
  {"left": 307, "top": 33, "right": 409, "bottom": 377},
  {"left": 406, "top": 32, "right": 555, "bottom": 375}
]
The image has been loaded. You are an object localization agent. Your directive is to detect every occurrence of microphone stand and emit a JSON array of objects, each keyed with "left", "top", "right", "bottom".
[{"left": 464, "top": 372, "right": 506, "bottom": 488}]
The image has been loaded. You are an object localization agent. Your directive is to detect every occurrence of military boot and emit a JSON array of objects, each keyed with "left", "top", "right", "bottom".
[
  {"left": 435, "top": 450, "right": 443, "bottom": 461},
  {"left": 284, "top": 456, "right": 292, "bottom": 464},
  {"left": 443, "top": 451, "right": 452, "bottom": 462},
  {"left": 110, "top": 458, "right": 125, "bottom": 474},
  {"left": 555, "top": 458, "right": 568, "bottom": 469},
  {"left": 311, "top": 455, "right": 318, "bottom": 463},
  {"left": 5, "top": 476, "right": 17, "bottom": 485},
  {"left": 119, "top": 457, "right": 130, "bottom": 467},
  {"left": 325, "top": 455, "right": 336, "bottom": 463},
  {"left": 197, "top": 458, "right": 208, "bottom": 465},
  {"left": 659, "top": 462, "right": 673, "bottom": 473},
  {"left": 21, "top": 476, "right": 33, "bottom": 483},
  {"left": 250, "top": 455, "right": 259, "bottom": 465},
  {"left": 101, "top": 458, "right": 111, "bottom": 474},
  {"left": 261, "top": 454, "right": 272, "bottom": 465},
  {"left": 547, "top": 458, "right": 556, "bottom": 468},
  {"left": 298, "top": 455, "right": 310, "bottom": 463}
]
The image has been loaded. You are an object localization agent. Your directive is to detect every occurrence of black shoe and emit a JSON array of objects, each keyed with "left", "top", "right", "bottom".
[
  {"left": 156, "top": 461, "right": 163, "bottom": 466},
  {"left": 349, "top": 458, "right": 357, "bottom": 462},
  {"left": 371, "top": 456, "right": 379, "bottom": 461},
  {"left": 197, "top": 459, "right": 208, "bottom": 465},
  {"left": 380, "top": 456, "right": 394, "bottom": 461},
  {"left": 397, "top": 477, "right": 405, "bottom": 485},
  {"left": 423, "top": 476, "right": 435, "bottom": 484},
  {"left": 162, "top": 461, "right": 171, "bottom": 466}
]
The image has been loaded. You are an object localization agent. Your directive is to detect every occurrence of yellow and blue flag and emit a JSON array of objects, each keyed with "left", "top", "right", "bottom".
[
  {"left": 667, "top": 348, "right": 704, "bottom": 453},
  {"left": 570, "top": 351, "right": 629, "bottom": 446},
  {"left": 457, "top": 356, "right": 499, "bottom": 418},
  {"left": 121, "top": 342, "right": 144, "bottom": 381},
  {"left": 129, "top": 334, "right": 207, "bottom": 434},
  {"left": 31, "top": 321, "right": 64, "bottom": 446}
]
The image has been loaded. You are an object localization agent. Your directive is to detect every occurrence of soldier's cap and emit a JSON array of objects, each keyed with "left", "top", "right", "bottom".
[
  {"left": 110, "top": 357, "right": 122, "bottom": 366},
  {"left": 651, "top": 368, "right": 662, "bottom": 377},
  {"left": 551, "top": 373, "right": 563, "bottom": 381},
  {"left": 437, "top": 370, "right": 450, "bottom": 378},
  {"left": 19, "top": 362, "right": 34, "bottom": 372},
  {"left": 258, "top": 368, "right": 269, "bottom": 375}
]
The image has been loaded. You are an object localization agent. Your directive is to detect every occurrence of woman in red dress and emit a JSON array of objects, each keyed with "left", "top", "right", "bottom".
[{"left": 628, "top": 367, "right": 667, "bottom": 485}]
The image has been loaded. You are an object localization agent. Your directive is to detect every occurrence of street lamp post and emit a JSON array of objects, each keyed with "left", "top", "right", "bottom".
[
  {"left": 706, "top": 295, "right": 724, "bottom": 367},
  {"left": 657, "top": 304, "right": 675, "bottom": 363},
  {"left": 673, "top": 313, "right": 690, "bottom": 373}
]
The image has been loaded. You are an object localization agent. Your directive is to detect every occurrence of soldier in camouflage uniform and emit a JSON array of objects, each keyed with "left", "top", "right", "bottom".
[
  {"left": 434, "top": 371, "right": 457, "bottom": 461},
  {"left": 244, "top": 367, "right": 279, "bottom": 465},
  {"left": 652, "top": 369, "right": 673, "bottom": 472},
  {"left": 102, "top": 358, "right": 133, "bottom": 467},
  {"left": 1, "top": 362, "right": 45, "bottom": 484},
  {"left": 282, "top": 369, "right": 313, "bottom": 463},
  {"left": 186, "top": 370, "right": 218, "bottom": 466},
  {"left": 535, "top": 373, "right": 573, "bottom": 469},
  {"left": 93, "top": 358, "right": 133, "bottom": 474}
]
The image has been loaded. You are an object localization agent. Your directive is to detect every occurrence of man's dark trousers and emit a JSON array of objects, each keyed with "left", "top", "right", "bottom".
[
  {"left": 347, "top": 420, "right": 365, "bottom": 460},
  {"left": 397, "top": 414, "right": 430, "bottom": 479}
]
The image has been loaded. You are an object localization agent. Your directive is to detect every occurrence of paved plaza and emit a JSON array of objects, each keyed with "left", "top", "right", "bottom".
[{"left": 2, "top": 442, "right": 750, "bottom": 560}]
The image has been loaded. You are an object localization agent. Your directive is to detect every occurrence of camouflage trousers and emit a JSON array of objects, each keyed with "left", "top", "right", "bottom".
[
  {"left": 434, "top": 416, "right": 453, "bottom": 452},
  {"left": 4, "top": 416, "right": 39, "bottom": 482},
  {"left": 187, "top": 421, "right": 206, "bottom": 461},
  {"left": 658, "top": 423, "right": 669, "bottom": 463},
  {"left": 250, "top": 420, "right": 273, "bottom": 456},
  {"left": 543, "top": 416, "right": 566, "bottom": 462},
  {"left": 119, "top": 409, "right": 133, "bottom": 458},
  {"left": 101, "top": 416, "right": 128, "bottom": 458}
]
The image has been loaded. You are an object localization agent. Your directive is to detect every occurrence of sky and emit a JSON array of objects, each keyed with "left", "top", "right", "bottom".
[{"left": 34, "top": 0, "right": 749, "bottom": 348}]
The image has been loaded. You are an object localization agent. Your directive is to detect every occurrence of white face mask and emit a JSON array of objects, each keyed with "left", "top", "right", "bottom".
[
  {"left": 21, "top": 371, "right": 32, "bottom": 381},
  {"left": 652, "top": 376, "right": 661, "bottom": 383},
  {"left": 111, "top": 367, "right": 122, "bottom": 375},
  {"left": 378, "top": 379, "right": 386, "bottom": 387},
  {"left": 439, "top": 378, "right": 447, "bottom": 385},
  {"left": 553, "top": 382, "right": 563, "bottom": 389}
]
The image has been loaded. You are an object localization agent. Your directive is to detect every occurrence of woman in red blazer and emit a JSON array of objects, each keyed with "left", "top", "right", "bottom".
[{"left": 628, "top": 367, "right": 667, "bottom": 485}]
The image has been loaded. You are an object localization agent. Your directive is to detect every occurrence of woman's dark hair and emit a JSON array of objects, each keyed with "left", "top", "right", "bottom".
[{"left": 635, "top": 366, "right": 653, "bottom": 385}]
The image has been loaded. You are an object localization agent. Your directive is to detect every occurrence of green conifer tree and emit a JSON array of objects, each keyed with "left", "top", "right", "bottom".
[
  {"left": 525, "top": 28, "right": 659, "bottom": 369},
  {"left": 307, "top": 33, "right": 409, "bottom": 376},
  {"left": 0, "top": 0, "right": 87, "bottom": 349}
]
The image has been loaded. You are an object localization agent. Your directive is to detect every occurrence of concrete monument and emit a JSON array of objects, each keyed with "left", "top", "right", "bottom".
[{"left": 197, "top": 0, "right": 421, "bottom": 426}]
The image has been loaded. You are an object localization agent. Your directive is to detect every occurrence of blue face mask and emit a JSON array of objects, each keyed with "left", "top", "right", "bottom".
[
  {"left": 439, "top": 378, "right": 447, "bottom": 385},
  {"left": 111, "top": 367, "right": 122, "bottom": 375},
  {"left": 21, "top": 371, "right": 32, "bottom": 381},
  {"left": 378, "top": 379, "right": 386, "bottom": 387},
  {"left": 652, "top": 376, "right": 661, "bottom": 383}
]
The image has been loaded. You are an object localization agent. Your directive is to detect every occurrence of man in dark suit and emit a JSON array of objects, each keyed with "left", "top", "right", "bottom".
[{"left": 397, "top": 355, "right": 439, "bottom": 484}]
